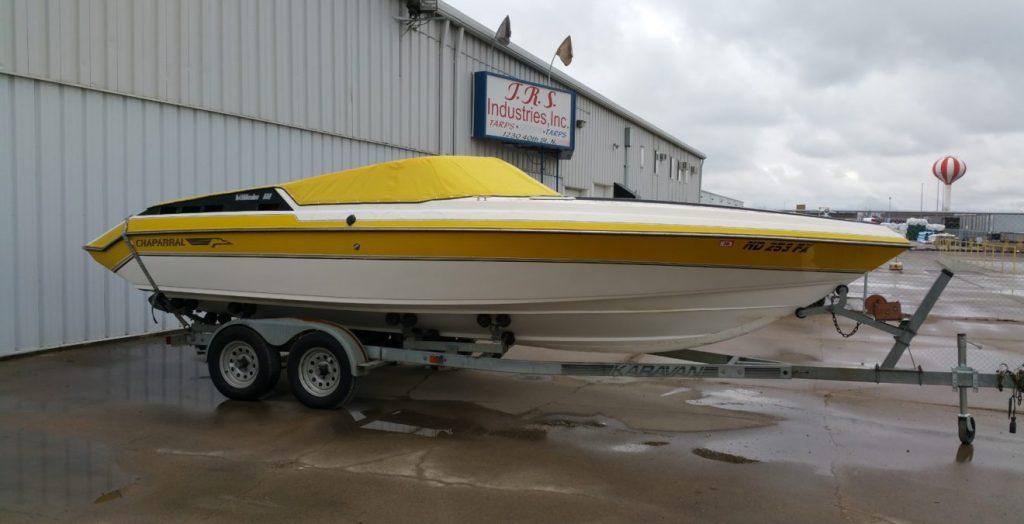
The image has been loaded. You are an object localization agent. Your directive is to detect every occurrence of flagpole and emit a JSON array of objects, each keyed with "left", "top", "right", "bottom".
[{"left": 547, "top": 53, "right": 556, "bottom": 84}]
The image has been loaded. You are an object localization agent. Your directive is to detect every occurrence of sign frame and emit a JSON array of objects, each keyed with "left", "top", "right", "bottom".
[{"left": 472, "top": 71, "right": 577, "bottom": 152}]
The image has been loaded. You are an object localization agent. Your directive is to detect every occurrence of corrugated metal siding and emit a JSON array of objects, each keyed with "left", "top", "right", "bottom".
[
  {"left": 0, "top": 73, "right": 415, "bottom": 355},
  {"left": 993, "top": 214, "right": 1024, "bottom": 234},
  {"left": 0, "top": 0, "right": 701, "bottom": 198},
  {"left": 1, "top": 0, "right": 440, "bottom": 154},
  {"left": 0, "top": 0, "right": 704, "bottom": 355}
]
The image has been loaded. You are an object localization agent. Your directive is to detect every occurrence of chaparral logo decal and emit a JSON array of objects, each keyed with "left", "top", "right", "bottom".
[
  {"left": 186, "top": 237, "right": 233, "bottom": 248},
  {"left": 134, "top": 237, "right": 232, "bottom": 248},
  {"left": 134, "top": 238, "right": 185, "bottom": 248}
]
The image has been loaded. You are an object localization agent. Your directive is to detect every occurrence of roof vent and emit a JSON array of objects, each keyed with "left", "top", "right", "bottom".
[{"left": 406, "top": 0, "right": 438, "bottom": 16}]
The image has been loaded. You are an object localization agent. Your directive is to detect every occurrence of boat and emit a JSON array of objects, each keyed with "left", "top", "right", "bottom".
[{"left": 84, "top": 156, "right": 909, "bottom": 353}]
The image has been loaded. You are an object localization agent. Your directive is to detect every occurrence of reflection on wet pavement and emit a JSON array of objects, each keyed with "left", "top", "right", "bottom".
[
  {"left": 692, "top": 447, "right": 759, "bottom": 464},
  {"left": 956, "top": 444, "right": 975, "bottom": 463},
  {"left": 354, "top": 407, "right": 458, "bottom": 438},
  {"left": 1, "top": 296, "right": 1022, "bottom": 521},
  {"left": 0, "top": 430, "right": 131, "bottom": 511}
]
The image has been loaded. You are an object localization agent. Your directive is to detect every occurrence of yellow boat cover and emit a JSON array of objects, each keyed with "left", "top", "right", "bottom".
[{"left": 279, "top": 156, "right": 558, "bottom": 205}]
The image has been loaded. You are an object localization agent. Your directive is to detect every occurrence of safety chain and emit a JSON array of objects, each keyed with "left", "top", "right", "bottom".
[
  {"left": 829, "top": 295, "right": 861, "bottom": 338},
  {"left": 996, "top": 364, "right": 1024, "bottom": 434}
]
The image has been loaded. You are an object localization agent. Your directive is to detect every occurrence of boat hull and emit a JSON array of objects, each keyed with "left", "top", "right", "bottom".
[
  {"left": 115, "top": 256, "right": 858, "bottom": 353},
  {"left": 86, "top": 191, "right": 908, "bottom": 354}
]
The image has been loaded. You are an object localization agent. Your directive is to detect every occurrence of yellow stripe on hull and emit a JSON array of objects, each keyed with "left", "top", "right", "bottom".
[{"left": 87, "top": 227, "right": 905, "bottom": 274}]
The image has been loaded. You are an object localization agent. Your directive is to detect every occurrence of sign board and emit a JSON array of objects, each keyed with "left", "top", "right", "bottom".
[{"left": 473, "top": 71, "right": 576, "bottom": 152}]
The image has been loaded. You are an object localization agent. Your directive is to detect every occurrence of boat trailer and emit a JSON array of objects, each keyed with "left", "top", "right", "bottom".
[{"left": 164, "top": 268, "right": 1022, "bottom": 446}]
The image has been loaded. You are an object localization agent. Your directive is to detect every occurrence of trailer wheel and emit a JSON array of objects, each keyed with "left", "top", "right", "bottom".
[
  {"left": 208, "top": 326, "right": 281, "bottom": 401},
  {"left": 957, "top": 415, "right": 976, "bottom": 445},
  {"left": 287, "top": 332, "right": 358, "bottom": 409}
]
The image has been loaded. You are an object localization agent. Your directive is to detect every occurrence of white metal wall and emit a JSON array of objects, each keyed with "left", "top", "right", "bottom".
[
  {"left": 0, "top": 0, "right": 704, "bottom": 355},
  {"left": 0, "top": 73, "right": 416, "bottom": 354}
]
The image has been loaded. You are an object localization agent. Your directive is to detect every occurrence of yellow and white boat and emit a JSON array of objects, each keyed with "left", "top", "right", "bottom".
[{"left": 85, "top": 156, "right": 908, "bottom": 353}]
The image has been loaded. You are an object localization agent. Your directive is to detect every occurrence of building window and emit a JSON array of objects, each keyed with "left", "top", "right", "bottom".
[
  {"left": 653, "top": 151, "right": 659, "bottom": 175},
  {"left": 639, "top": 146, "right": 645, "bottom": 170}
]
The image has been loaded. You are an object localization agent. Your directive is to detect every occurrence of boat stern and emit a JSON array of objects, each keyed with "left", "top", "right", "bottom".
[{"left": 83, "top": 221, "right": 133, "bottom": 273}]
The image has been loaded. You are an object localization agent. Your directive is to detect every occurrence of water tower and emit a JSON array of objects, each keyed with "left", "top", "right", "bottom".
[{"left": 932, "top": 156, "right": 966, "bottom": 212}]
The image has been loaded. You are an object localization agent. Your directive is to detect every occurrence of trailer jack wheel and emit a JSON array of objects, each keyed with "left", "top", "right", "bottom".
[
  {"left": 287, "top": 332, "right": 358, "bottom": 409},
  {"left": 207, "top": 326, "right": 281, "bottom": 401},
  {"left": 957, "top": 415, "right": 976, "bottom": 445}
]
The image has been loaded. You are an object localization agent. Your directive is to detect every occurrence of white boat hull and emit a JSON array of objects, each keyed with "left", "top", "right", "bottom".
[{"left": 117, "top": 256, "right": 856, "bottom": 353}]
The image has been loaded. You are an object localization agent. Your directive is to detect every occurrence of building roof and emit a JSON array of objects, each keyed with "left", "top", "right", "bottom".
[{"left": 438, "top": 2, "right": 706, "bottom": 159}]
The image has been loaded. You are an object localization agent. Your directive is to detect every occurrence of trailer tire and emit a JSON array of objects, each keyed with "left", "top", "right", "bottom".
[
  {"left": 287, "top": 332, "right": 358, "bottom": 409},
  {"left": 208, "top": 326, "right": 281, "bottom": 401},
  {"left": 958, "top": 415, "right": 976, "bottom": 445}
]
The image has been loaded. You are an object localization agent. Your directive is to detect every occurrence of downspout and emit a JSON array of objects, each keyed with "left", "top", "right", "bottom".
[
  {"left": 452, "top": 26, "right": 464, "bottom": 155},
  {"left": 623, "top": 126, "right": 631, "bottom": 190},
  {"left": 697, "top": 157, "right": 704, "bottom": 203},
  {"left": 555, "top": 152, "right": 561, "bottom": 192},
  {"left": 539, "top": 152, "right": 545, "bottom": 186},
  {"left": 438, "top": 19, "right": 449, "bottom": 155}
]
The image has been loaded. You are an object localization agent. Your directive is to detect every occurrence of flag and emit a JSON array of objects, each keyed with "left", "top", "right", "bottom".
[
  {"left": 555, "top": 35, "right": 573, "bottom": 66},
  {"left": 495, "top": 15, "right": 511, "bottom": 46}
]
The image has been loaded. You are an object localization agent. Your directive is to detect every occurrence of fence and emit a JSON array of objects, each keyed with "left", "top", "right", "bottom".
[
  {"left": 851, "top": 250, "right": 1023, "bottom": 374},
  {"left": 934, "top": 237, "right": 1023, "bottom": 277}
]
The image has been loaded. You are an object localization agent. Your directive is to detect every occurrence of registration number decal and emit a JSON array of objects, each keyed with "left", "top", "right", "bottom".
[{"left": 741, "top": 240, "right": 812, "bottom": 253}]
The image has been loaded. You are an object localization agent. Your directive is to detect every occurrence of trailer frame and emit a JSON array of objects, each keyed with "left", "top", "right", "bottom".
[{"left": 168, "top": 269, "right": 1018, "bottom": 445}]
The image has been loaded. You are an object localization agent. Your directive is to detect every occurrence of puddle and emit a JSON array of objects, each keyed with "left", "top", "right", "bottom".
[
  {"left": 356, "top": 408, "right": 464, "bottom": 438},
  {"left": 610, "top": 443, "right": 649, "bottom": 453},
  {"left": 93, "top": 488, "right": 124, "bottom": 504},
  {"left": 539, "top": 416, "right": 608, "bottom": 429},
  {"left": 660, "top": 386, "right": 691, "bottom": 397},
  {"left": 642, "top": 440, "right": 669, "bottom": 447},
  {"left": 339, "top": 400, "right": 550, "bottom": 441},
  {"left": 360, "top": 419, "right": 454, "bottom": 438},
  {"left": 692, "top": 447, "right": 760, "bottom": 464},
  {"left": 686, "top": 388, "right": 793, "bottom": 411},
  {"left": 489, "top": 427, "right": 548, "bottom": 441}
]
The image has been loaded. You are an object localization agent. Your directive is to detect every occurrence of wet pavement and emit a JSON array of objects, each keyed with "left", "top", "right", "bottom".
[
  {"left": 2, "top": 253, "right": 1023, "bottom": 522},
  {"left": 2, "top": 317, "right": 1023, "bottom": 523}
]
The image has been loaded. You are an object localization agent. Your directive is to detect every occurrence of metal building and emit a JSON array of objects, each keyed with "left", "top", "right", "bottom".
[
  {"left": 0, "top": 0, "right": 705, "bottom": 356},
  {"left": 700, "top": 190, "right": 743, "bottom": 208}
]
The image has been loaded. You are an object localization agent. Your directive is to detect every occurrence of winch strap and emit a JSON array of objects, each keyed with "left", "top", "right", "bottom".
[{"left": 121, "top": 219, "right": 189, "bottom": 329}]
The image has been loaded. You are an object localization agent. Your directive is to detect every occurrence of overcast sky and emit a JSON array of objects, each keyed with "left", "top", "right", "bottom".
[{"left": 448, "top": 0, "right": 1023, "bottom": 211}]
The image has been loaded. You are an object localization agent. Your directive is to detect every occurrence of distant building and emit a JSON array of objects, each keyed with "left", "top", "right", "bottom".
[
  {"left": 700, "top": 190, "right": 744, "bottom": 208},
  {"left": 801, "top": 210, "right": 1024, "bottom": 242}
]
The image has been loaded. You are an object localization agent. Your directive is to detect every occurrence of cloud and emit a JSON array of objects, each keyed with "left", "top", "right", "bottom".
[{"left": 448, "top": 0, "right": 1024, "bottom": 211}]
